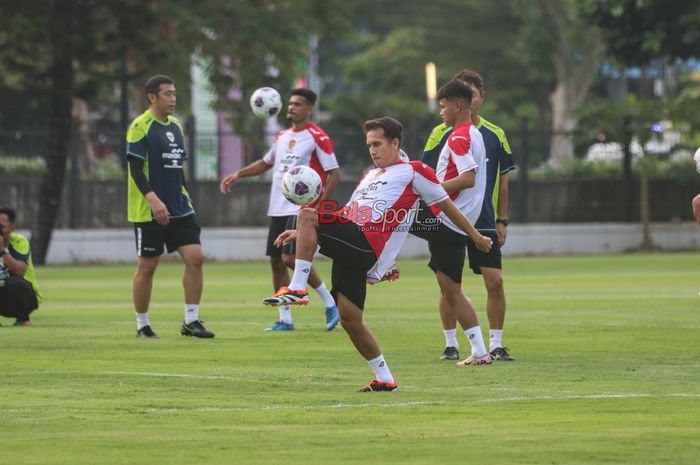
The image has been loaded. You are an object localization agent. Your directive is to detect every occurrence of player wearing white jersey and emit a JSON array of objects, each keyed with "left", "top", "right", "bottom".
[
  {"left": 262, "top": 117, "right": 492, "bottom": 391},
  {"left": 220, "top": 88, "right": 340, "bottom": 331},
  {"left": 410, "top": 79, "right": 492, "bottom": 366}
]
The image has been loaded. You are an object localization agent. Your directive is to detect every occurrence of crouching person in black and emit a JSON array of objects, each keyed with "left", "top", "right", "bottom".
[{"left": 0, "top": 207, "right": 41, "bottom": 326}]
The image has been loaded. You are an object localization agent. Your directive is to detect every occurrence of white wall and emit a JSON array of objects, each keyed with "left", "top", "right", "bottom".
[{"left": 37, "top": 223, "right": 700, "bottom": 264}]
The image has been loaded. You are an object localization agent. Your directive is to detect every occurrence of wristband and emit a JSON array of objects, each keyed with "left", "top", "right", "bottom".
[{"left": 496, "top": 218, "right": 510, "bottom": 226}]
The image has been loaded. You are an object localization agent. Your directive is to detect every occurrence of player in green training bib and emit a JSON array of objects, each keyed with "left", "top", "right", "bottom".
[{"left": 126, "top": 75, "right": 214, "bottom": 340}]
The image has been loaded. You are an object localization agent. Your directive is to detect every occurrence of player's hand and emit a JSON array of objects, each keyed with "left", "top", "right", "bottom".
[
  {"left": 220, "top": 172, "right": 240, "bottom": 193},
  {"left": 274, "top": 229, "right": 297, "bottom": 247},
  {"left": 147, "top": 193, "right": 169, "bottom": 225},
  {"left": 497, "top": 223, "right": 507, "bottom": 247},
  {"left": 475, "top": 234, "right": 492, "bottom": 253}
]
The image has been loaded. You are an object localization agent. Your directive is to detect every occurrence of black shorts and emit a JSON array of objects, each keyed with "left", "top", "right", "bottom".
[
  {"left": 266, "top": 215, "right": 297, "bottom": 257},
  {"left": 133, "top": 214, "right": 201, "bottom": 257},
  {"left": 0, "top": 276, "right": 38, "bottom": 319},
  {"left": 410, "top": 202, "right": 469, "bottom": 284},
  {"left": 466, "top": 231, "right": 502, "bottom": 274},
  {"left": 317, "top": 212, "right": 377, "bottom": 310}
]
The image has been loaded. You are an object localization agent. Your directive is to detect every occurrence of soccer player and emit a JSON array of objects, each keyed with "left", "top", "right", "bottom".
[
  {"left": 262, "top": 117, "right": 492, "bottom": 391},
  {"left": 127, "top": 75, "right": 214, "bottom": 339},
  {"left": 422, "top": 69, "right": 516, "bottom": 362},
  {"left": 0, "top": 207, "right": 41, "bottom": 326},
  {"left": 410, "top": 79, "right": 492, "bottom": 365},
  {"left": 220, "top": 88, "right": 340, "bottom": 332}
]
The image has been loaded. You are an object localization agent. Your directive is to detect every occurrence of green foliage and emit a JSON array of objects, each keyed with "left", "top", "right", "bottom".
[
  {"left": 526, "top": 153, "right": 698, "bottom": 181},
  {"left": 582, "top": 0, "right": 700, "bottom": 66},
  {"left": 82, "top": 157, "right": 126, "bottom": 181},
  {"left": 0, "top": 156, "right": 46, "bottom": 176}
]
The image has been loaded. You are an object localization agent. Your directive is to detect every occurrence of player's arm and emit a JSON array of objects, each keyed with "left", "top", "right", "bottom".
[
  {"left": 496, "top": 174, "right": 510, "bottom": 246},
  {"left": 693, "top": 194, "right": 700, "bottom": 225},
  {"left": 435, "top": 198, "right": 492, "bottom": 252},
  {"left": 0, "top": 240, "right": 27, "bottom": 277},
  {"left": 220, "top": 159, "right": 272, "bottom": 193},
  {"left": 441, "top": 169, "right": 475, "bottom": 193},
  {"left": 319, "top": 168, "right": 340, "bottom": 202},
  {"left": 128, "top": 157, "right": 169, "bottom": 225}
]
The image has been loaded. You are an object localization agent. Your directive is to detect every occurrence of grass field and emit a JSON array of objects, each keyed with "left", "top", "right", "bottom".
[{"left": 1, "top": 253, "right": 699, "bottom": 464}]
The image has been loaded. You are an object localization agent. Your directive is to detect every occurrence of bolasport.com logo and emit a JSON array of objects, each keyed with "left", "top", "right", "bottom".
[{"left": 315, "top": 200, "right": 442, "bottom": 232}]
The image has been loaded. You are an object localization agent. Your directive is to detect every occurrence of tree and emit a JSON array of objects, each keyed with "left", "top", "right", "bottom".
[
  {"left": 514, "top": 0, "right": 605, "bottom": 166},
  {"left": 0, "top": 0, "right": 348, "bottom": 264}
]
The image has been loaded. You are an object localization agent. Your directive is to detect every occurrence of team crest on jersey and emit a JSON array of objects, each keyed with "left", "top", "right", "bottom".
[
  {"left": 166, "top": 131, "right": 175, "bottom": 143},
  {"left": 288, "top": 139, "right": 297, "bottom": 150}
]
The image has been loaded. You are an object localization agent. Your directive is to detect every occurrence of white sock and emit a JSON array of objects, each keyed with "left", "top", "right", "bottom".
[
  {"left": 464, "top": 326, "right": 488, "bottom": 357},
  {"left": 444, "top": 328, "right": 459, "bottom": 348},
  {"left": 289, "top": 259, "right": 313, "bottom": 291},
  {"left": 136, "top": 312, "right": 150, "bottom": 330},
  {"left": 368, "top": 354, "right": 394, "bottom": 384},
  {"left": 314, "top": 282, "right": 336, "bottom": 308},
  {"left": 278, "top": 305, "right": 292, "bottom": 324},
  {"left": 185, "top": 304, "right": 199, "bottom": 324},
  {"left": 489, "top": 329, "right": 503, "bottom": 351}
]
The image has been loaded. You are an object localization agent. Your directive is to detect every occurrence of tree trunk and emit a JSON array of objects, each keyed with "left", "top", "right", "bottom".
[
  {"left": 549, "top": 81, "right": 577, "bottom": 166},
  {"left": 639, "top": 157, "right": 653, "bottom": 250},
  {"left": 30, "top": 1, "right": 74, "bottom": 264}
]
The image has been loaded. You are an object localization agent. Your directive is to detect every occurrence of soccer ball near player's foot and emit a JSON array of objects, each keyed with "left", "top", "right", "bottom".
[
  {"left": 250, "top": 87, "right": 282, "bottom": 119},
  {"left": 281, "top": 166, "right": 322, "bottom": 206}
]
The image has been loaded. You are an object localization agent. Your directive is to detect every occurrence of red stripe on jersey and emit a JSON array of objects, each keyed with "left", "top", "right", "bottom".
[
  {"left": 309, "top": 123, "right": 335, "bottom": 154},
  {"left": 409, "top": 160, "right": 439, "bottom": 182},
  {"left": 362, "top": 181, "right": 418, "bottom": 258},
  {"left": 448, "top": 123, "right": 472, "bottom": 156}
]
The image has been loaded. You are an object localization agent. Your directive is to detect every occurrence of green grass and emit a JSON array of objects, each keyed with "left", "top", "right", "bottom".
[{"left": 1, "top": 253, "right": 699, "bottom": 464}]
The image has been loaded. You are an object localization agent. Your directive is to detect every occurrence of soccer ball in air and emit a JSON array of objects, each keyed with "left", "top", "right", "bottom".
[
  {"left": 281, "top": 166, "right": 322, "bottom": 206},
  {"left": 250, "top": 87, "right": 282, "bottom": 119}
]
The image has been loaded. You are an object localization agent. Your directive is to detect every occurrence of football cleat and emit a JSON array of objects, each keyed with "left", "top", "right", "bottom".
[
  {"left": 181, "top": 320, "right": 215, "bottom": 338},
  {"left": 490, "top": 347, "right": 515, "bottom": 361},
  {"left": 262, "top": 287, "right": 309, "bottom": 306},
  {"left": 137, "top": 325, "right": 159, "bottom": 339},
  {"left": 264, "top": 321, "right": 295, "bottom": 331},
  {"left": 13, "top": 319, "right": 31, "bottom": 327},
  {"left": 358, "top": 379, "right": 399, "bottom": 392},
  {"left": 456, "top": 354, "right": 492, "bottom": 366},
  {"left": 367, "top": 267, "right": 400, "bottom": 285},
  {"left": 325, "top": 305, "right": 340, "bottom": 331},
  {"left": 440, "top": 346, "right": 460, "bottom": 360}
]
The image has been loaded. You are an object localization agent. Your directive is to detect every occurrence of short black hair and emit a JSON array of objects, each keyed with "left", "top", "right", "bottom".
[
  {"left": 437, "top": 79, "right": 474, "bottom": 104},
  {"left": 291, "top": 88, "right": 317, "bottom": 106},
  {"left": 363, "top": 117, "right": 403, "bottom": 145},
  {"left": 453, "top": 68, "right": 485, "bottom": 94},
  {"left": 0, "top": 206, "right": 16, "bottom": 224},
  {"left": 145, "top": 75, "right": 175, "bottom": 100}
]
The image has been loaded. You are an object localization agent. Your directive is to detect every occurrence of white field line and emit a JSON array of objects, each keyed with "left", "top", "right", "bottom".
[{"left": 143, "top": 393, "right": 700, "bottom": 414}]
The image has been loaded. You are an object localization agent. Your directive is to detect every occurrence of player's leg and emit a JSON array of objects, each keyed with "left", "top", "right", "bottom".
[
  {"left": 282, "top": 214, "right": 338, "bottom": 331},
  {"left": 266, "top": 216, "right": 294, "bottom": 330},
  {"left": 168, "top": 217, "right": 213, "bottom": 338},
  {"left": 263, "top": 208, "right": 320, "bottom": 306},
  {"left": 481, "top": 266, "right": 513, "bottom": 361},
  {"left": 467, "top": 233, "right": 513, "bottom": 361},
  {"left": 438, "top": 294, "right": 460, "bottom": 359},
  {"left": 133, "top": 221, "right": 163, "bottom": 338},
  {"left": 133, "top": 255, "right": 160, "bottom": 338},
  {"left": 428, "top": 239, "right": 490, "bottom": 366}
]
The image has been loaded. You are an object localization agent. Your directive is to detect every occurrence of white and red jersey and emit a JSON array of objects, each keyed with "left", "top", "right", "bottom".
[
  {"left": 339, "top": 160, "right": 449, "bottom": 283},
  {"left": 263, "top": 122, "right": 339, "bottom": 216},
  {"left": 431, "top": 122, "right": 487, "bottom": 234}
]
